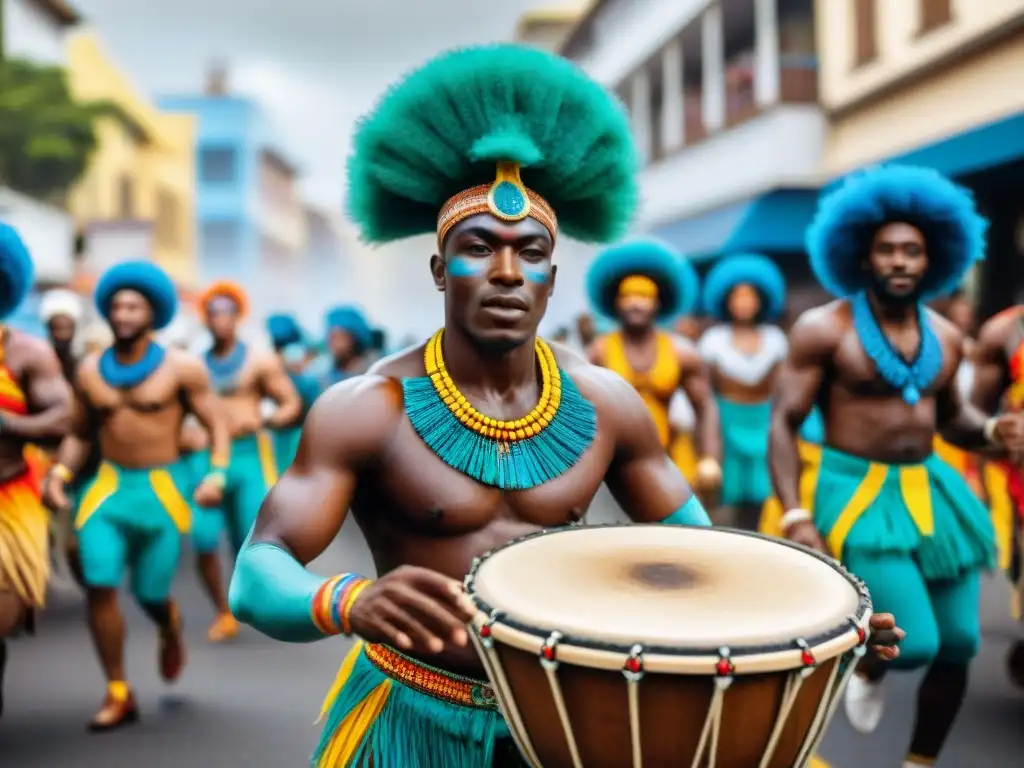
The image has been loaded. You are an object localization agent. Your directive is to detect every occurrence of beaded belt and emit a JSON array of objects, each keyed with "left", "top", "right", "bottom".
[{"left": 363, "top": 643, "right": 499, "bottom": 710}]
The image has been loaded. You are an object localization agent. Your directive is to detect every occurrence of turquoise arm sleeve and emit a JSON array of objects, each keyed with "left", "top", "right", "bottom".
[
  {"left": 660, "top": 495, "right": 712, "bottom": 527},
  {"left": 228, "top": 533, "right": 329, "bottom": 643}
]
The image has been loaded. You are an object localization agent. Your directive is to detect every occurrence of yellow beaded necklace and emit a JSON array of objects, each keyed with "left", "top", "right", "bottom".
[{"left": 423, "top": 329, "right": 561, "bottom": 442}]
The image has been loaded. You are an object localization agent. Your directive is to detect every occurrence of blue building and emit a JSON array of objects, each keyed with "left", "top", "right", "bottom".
[{"left": 158, "top": 66, "right": 307, "bottom": 313}]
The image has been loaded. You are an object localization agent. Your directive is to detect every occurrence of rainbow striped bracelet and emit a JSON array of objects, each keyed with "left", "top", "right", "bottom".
[{"left": 311, "top": 573, "right": 371, "bottom": 636}]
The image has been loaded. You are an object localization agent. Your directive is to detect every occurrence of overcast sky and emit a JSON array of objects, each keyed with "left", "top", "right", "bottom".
[{"left": 71, "top": 0, "right": 561, "bottom": 210}]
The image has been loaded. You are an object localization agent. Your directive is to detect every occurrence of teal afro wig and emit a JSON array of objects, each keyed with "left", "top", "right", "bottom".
[
  {"left": 266, "top": 313, "right": 304, "bottom": 350},
  {"left": 0, "top": 222, "right": 35, "bottom": 320},
  {"left": 806, "top": 165, "right": 987, "bottom": 299},
  {"left": 347, "top": 44, "right": 638, "bottom": 245},
  {"left": 702, "top": 254, "right": 786, "bottom": 322},
  {"left": 325, "top": 305, "right": 372, "bottom": 352},
  {"left": 95, "top": 261, "right": 177, "bottom": 330},
  {"left": 586, "top": 238, "right": 698, "bottom": 322}
]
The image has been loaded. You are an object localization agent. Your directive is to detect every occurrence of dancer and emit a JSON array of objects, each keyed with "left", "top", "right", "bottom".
[
  {"left": 0, "top": 224, "right": 71, "bottom": 718},
  {"left": 318, "top": 305, "right": 373, "bottom": 388},
  {"left": 970, "top": 303, "right": 1024, "bottom": 686},
  {"left": 229, "top": 45, "right": 900, "bottom": 767},
  {"left": 771, "top": 165, "right": 1021, "bottom": 767},
  {"left": 586, "top": 239, "right": 721, "bottom": 490},
  {"left": 42, "top": 261, "right": 231, "bottom": 730},
  {"left": 39, "top": 289, "right": 93, "bottom": 586},
  {"left": 191, "top": 282, "right": 300, "bottom": 640},
  {"left": 699, "top": 253, "right": 788, "bottom": 528},
  {"left": 266, "top": 312, "right": 319, "bottom": 471}
]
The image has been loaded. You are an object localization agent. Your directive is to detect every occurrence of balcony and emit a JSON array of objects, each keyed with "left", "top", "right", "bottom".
[{"left": 601, "top": 0, "right": 824, "bottom": 230}]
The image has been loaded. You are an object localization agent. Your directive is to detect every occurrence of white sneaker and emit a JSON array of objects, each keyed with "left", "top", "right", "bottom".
[{"left": 844, "top": 673, "right": 885, "bottom": 734}]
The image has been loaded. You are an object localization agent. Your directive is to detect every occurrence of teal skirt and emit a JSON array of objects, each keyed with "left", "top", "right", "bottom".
[
  {"left": 813, "top": 447, "right": 996, "bottom": 581},
  {"left": 717, "top": 397, "right": 772, "bottom": 506},
  {"left": 314, "top": 642, "right": 511, "bottom": 767}
]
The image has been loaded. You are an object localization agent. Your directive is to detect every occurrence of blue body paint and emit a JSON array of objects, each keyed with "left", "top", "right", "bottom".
[
  {"left": 228, "top": 530, "right": 328, "bottom": 643},
  {"left": 660, "top": 495, "right": 712, "bottom": 527}
]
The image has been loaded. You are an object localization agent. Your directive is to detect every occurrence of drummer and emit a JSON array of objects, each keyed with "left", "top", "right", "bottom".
[
  {"left": 585, "top": 238, "right": 721, "bottom": 492},
  {"left": 229, "top": 45, "right": 902, "bottom": 767},
  {"left": 770, "top": 165, "right": 1022, "bottom": 768}
]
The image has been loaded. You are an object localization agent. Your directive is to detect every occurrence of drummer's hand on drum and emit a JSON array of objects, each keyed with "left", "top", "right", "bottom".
[
  {"left": 866, "top": 613, "right": 905, "bottom": 661},
  {"left": 781, "top": 510, "right": 828, "bottom": 554},
  {"left": 347, "top": 565, "right": 477, "bottom": 654}
]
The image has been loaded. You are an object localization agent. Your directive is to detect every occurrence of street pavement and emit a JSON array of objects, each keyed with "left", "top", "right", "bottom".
[{"left": 1, "top": 489, "right": 1021, "bottom": 767}]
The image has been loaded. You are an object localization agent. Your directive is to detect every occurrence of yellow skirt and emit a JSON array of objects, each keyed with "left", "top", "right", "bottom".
[
  {"left": 670, "top": 431, "right": 698, "bottom": 483},
  {"left": 0, "top": 468, "right": 50, "bottom": 607},
  {"left": 759, "top": 441, "right": 823, "bottom": 538}
]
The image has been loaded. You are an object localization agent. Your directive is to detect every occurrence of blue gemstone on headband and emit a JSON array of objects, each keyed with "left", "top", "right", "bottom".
[{"left": 492, "top": 181, "right": 527, "bottom": 218}]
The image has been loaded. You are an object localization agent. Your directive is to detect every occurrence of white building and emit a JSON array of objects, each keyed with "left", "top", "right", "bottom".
[
  {"left": 560, "top": 0, "right": 828, "bottom": 317},
  {"left": 2, "top": 0, "right": 77, "bottom": 64}
]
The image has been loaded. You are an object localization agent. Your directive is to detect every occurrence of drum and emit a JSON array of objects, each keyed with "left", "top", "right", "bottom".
[{"left": 464, "top": 524, "right": 871, "bottom": 768}]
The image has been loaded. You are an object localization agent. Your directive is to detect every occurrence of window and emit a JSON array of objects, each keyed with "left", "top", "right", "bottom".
[
  {"left": 919, "top": 0, "right": 952, "bottom": 34},
  {"left": 200, "top": 147, "right": 238, "bottom": 183},
  {"left": 117, "top": 175, "right": 134, "bottom": 218},
  {"left": 155, "top": 190, "right": 179, "bottom": 249},
  {"left": 853, "top": 0, "right": 877, "bottom": 67},
  {"left": 201, "top": 221, "right": 242, "bottom": 262}
]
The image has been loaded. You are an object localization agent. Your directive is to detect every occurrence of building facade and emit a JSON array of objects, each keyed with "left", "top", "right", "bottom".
[
  {"left": 66, "top": 32, "right": 198, "bottom": 288},
  {"left": 1, "top": 0, "right": 80, "bottom": 336},
  {"left": 560, "top": 0, "right": 827, "bottom": 320},
  {"left": 158, "top": 66, "right": 307, "bottom": 315},
  {"left": 816, "top": 0, "right": 1024, "bottom": 318},
  {"left": 513, "top": 2, "right": 590, "bottom": 50}
]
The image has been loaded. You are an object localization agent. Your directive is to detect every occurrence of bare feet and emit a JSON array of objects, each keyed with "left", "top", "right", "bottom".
[
  {"left": 206, "top": 612, "right": 239, "bottom": 643},
  {"left": 87, "top": 682, "right": 139, "bottom": 732}
]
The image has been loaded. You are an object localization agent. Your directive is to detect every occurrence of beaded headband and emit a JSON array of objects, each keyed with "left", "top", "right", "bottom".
[
  {"left": 436, "top": 162, "right": 558, "bottom": 250},
  {"left": 618, "top": 274, "right": 659, "bottom": 299}
]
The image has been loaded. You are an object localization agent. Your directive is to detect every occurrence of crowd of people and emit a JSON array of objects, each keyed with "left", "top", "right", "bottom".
[{"left": 0, "top": 42, "right": 1021, "bottom": 768}]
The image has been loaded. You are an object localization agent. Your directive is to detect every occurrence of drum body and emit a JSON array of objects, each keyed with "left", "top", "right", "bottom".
[{"left": 465, "top": 525, "right": 871, "bottom": 768}]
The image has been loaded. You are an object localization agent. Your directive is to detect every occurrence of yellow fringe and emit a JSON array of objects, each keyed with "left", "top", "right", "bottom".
[
  {"left": 0, "top": 474, "right": 50, "bottom": 606},
  {"left": 984, "top": 462, "right": 1014, "bottom": 572}
]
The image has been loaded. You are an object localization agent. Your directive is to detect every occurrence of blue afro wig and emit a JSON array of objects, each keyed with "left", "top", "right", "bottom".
[
  {"left": 0, "top": 222, "right": 36, "bottom": 320},
  {"left": 585, "top": 238, "right": 698, "bottom": 322},
  {"left": 806, "top": 165, "right": 987, "bottom": 299},
  {"left": 325, "top": 305, "right": 372, "bottom": 352},
  {"left": 94, "top": 261, "right": 178, "bottom": 330},
  {"left": 266, "top": 313, "right": 304, "bottom": 349},
  {"left": 702, "top": 254, "right": 786, "bottom": 323}
]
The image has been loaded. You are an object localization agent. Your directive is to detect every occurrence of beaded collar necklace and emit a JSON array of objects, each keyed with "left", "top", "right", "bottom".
[{"left": 402, "top": 329, "right": 596, "bottom": 490}]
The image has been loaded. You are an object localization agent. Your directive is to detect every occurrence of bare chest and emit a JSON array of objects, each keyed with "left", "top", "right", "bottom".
[
  {"left": 832, "top": 330, "right": 957, "bottom": 398},
  {"left": 85, "top": 367, "right": 182, "bottom": 416},
  {"left": 354, "top": 419, "right": 614, "bottom": 539},
  {"left": 206, "top": 358, "right": 261, "bottom": 398}
]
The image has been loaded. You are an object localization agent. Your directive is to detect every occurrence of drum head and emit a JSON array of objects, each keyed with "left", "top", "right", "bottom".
[{"left": 471, "top": 526, "right": 861, "bottom": 651}]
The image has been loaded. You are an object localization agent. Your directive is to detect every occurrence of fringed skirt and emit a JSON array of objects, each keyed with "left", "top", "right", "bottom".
[
  {"left": 314, "top": 641, "right": 513, "bottom": 768},
  {"left": 0, "top": 467, "right": 50, "bottom": 608},
  {"left": 813, "top": 447, "right": 995, "bottom": 581}
]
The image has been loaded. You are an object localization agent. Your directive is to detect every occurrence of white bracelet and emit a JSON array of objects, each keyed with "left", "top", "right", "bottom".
[
  {"left": 781, "top": 508, "right": 812, "bottom": 532},
  {"left": 984, "top": 417, "right": 998, "bottom": 444}
]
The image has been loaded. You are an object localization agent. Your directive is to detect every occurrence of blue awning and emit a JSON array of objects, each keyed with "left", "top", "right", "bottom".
[{"left": 651, "top": 189, "right": 820, "bottom": 263}]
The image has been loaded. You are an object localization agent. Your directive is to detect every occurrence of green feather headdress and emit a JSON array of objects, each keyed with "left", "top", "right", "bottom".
[{"left": 347, "top": 44, "right": 639, "bottom": 246}]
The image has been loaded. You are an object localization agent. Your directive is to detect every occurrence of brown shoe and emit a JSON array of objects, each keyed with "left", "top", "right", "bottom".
[
  {"left": 206, "top": 613, "right": 239, "bottom": 643},
  {"left": 159, "top": 603, "right": 186, "bottom": 683},
  {"left": 87, "top": 683, "right": 139, "bottom": 732}
]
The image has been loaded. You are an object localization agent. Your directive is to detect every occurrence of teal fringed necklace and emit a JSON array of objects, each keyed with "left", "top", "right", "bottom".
[{"left": 403, "top": 330, "right": 596, "bottom": 490}]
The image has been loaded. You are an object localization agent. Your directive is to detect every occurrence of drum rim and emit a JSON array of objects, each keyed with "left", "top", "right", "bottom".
[{"left": 464, "top": 523, "right": 871, "bottom": 659}]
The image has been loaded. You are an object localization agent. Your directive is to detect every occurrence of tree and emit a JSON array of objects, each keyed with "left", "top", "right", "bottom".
[{"left": 0, "top": 57, "right": 111, "bottom": 202}]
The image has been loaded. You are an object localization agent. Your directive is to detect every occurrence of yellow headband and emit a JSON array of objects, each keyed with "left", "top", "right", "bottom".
[
  {"left": 437, "top": 161, "right": 558, "bottom": 250},
  {"left": 618, "top": 275, "right": 659, "bottom": 300}
]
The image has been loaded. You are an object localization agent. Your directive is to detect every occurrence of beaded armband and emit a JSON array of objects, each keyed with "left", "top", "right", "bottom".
[
  {"left": 209, "top": 453, "right": 229, "bottom": 470},
  {"left": 311, "top": 573, "right": 372, "bottom": 636},
  {"left": 52, "top": 463, "right": 75, "bottom": 483}
]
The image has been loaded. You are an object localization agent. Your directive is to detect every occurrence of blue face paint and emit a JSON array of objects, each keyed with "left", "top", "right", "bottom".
[
  {"left": 522, "top": 264, "right": 550, "bottom": 284},
  {"left": 446, "top": 257, "right": 485, "bottom": 278}
]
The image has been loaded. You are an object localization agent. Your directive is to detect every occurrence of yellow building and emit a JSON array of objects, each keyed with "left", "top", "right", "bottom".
[
  {"left": 815, "top": 0, "right": 1024, "bottom": 317},
  {"left": 66, "top": 31, "right": 198, "bottom": 287}
]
